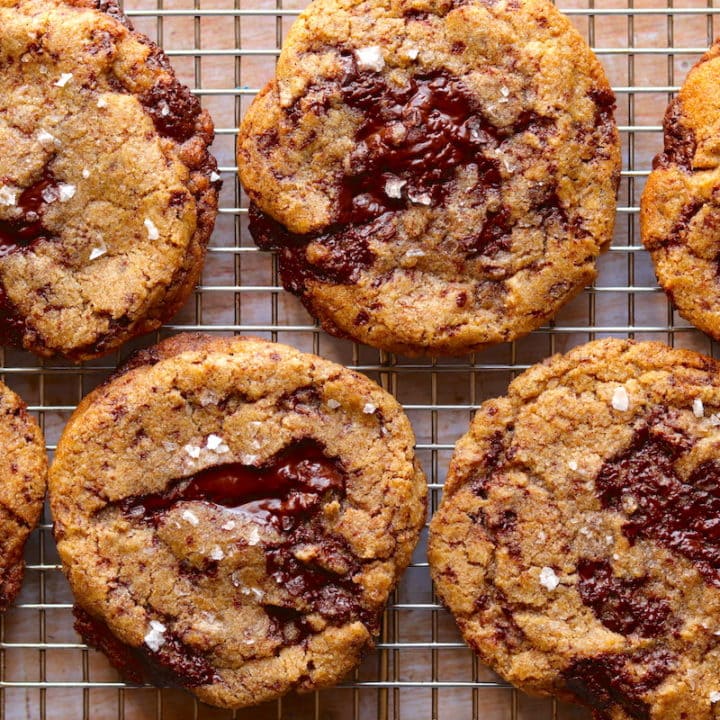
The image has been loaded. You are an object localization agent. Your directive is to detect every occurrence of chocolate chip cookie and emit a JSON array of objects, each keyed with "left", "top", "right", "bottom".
[
  {"left": 49, "top": 333, "right": 426, "bottom": 708},
  {"left": 0, "top": 0, "right": 220, "bottom": 361},
  {"left": 429, "top": 338, "right": 720, "bottom": 720},
  {"left": 0, "top": 383, "right": 47, "bottom": 611},
  {"left": 641, "top": 43, "right": 720, "bottom": 342},
  {"left": 238, "top": 0, "right": 620, "bottom": 356}
]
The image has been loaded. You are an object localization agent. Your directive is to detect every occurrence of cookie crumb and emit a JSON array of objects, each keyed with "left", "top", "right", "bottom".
[
  {"left": 0, "top": 185, "right": 18, "bottom": 206},
  {"left": 182, "top": 509, "right": 200, "bottom": 526},
  {"left": 36, "top": 129, "right": 58, "bottom": 147},
  {"left": 539, "top": 566, "right": 560, "bottom": 591},
  {"left": 354, "top": 46, "right": 385, "bottom": 72},
  {"left": 363, "top": 402, "right": 377, "bottom": 414},
  {"left": 144, "top": 218, "right": 160, "bottom": 240},
  {"left": 144, "top": 620, "right": 167, "bottom": 652},
  {"left": 611, "top": 386, "right": 630, "bottom": 411},
  {"left": 694, "top": 398, "right": 705, "bottom": 417},
  {"left": 54, "top": 72, "right": 73, "bottom": 87}
]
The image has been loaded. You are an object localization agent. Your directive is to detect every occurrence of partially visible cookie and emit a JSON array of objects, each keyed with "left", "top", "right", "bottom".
[
  {"left": 0, "top": 384, "right": 47, "bottom": 611},
  {"left": 641, "top": 43, "right": 720, "bottom": 340},
  {"left": 429, "top": 338, "right": 720, "bottom": 720},
  {"left": 0, "top": 0, "right": 220, "bottom": 361},
  {"left": 49, "top": 333, "right": 426, "bottom": 708},
  {"left": 238, "top": 0, "right": 620, "bottom": 356}
]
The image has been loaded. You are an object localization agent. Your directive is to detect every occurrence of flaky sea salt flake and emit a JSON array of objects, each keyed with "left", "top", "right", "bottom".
[
  {"left": 182, "top": 509, "right": 199, "bottom": 526},
  {"left": 97, "top": 96, "right": 108, "bottom": 108},
  {"left": 539, "top": 566, "right": 560, "bottom": 591},
  {"left": 88, "top": 244, "right": 106, "bottom": 261},
  {"left": 54, "top": 72, "right": 73, "bottom": 87},
  {"left": 354, "top": 46, "right": 385, "bottom": 72},
  {"left": 611, "top": 386, "right": 630, "bottom": 412},
  {"left": 694, "top": 398, "right": 705, "bottom": 417},
  {"left": 58, "top": 183, "right": 76, "bottom": 202},
  {"left": 210, "top": 546, "right": 224, "bottom": 561},
  {"left": 221, "top": 520, "right": 236, "bottom": 531},
  {"left": 183, "top": 443, "right": 201, "bottom": 459},
  {"left": 711, "top": 691, "right": 720, "bottom": 704},
  {"left": 144, "top": 218, "right": 160, "bottom": 240},
  {"left": 210, "top": 171, "right": 221, "bottom": 182},
  {"left": 363, "top": 402, "right": 377, "bottom": 414},
  {"left": 0, "top": 186, "right": 18, "bottom": 206},
  {"left": 327, "top": 398, "right": 341, "bottom": 409},
  {"left": 568, "top": 459, "right": 578, "bottom": 471},
  {"left": 144, "top": 620, "right": 166, "bottom": 652},
  {"left": 206, "top": 434, "right": 225, "bottom": 451},
  {"left": 384, "top": 177, "right": 406, "bottom": 199}
]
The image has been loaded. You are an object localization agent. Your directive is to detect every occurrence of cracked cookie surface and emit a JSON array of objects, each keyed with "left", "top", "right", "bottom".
[
  {"left": 49, "top": 333, "right": 426, "bottom": 709},
  {"left": 0, "top": 382, "right": 47, "bottom": 611},
  {"left": 0, "top": 0, "right": 219, "bottom": 361},
  {"left": 429, "top": 338, "right": 720, "bottom": 720},
  {"left": 641, "top": 43, "right": 720, "bottom": 343},
  {"left": 237, "top": 0, "right": 620, "bottom": 356}
]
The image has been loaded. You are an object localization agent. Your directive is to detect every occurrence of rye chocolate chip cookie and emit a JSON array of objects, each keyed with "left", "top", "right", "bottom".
[
  {"left": 0, "top": 0, "right": 220, "bottom": 361},
  {"left": 0, "top": 383, "right": 47, "bottom": 611},
  {"left": 49, "top": 334, "right": 426, "bottom": 708},
  {"left": 429, "top": 338, "right": 720, "bottom": 720},
  {"left": 237, "top": 0, "right": 620, "bottom": 356},
  {"left": 642, "top": 43, "right": 720, "bottom": 342}
]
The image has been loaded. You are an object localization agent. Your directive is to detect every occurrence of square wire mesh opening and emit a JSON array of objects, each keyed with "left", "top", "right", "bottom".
[{"left": 2, "top": 0, "right": 719, "bottom": 718}]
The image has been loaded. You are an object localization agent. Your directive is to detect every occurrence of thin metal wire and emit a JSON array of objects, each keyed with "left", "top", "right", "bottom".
[{"left": 0, "top": 0, "right": 708, "bottom": 718}]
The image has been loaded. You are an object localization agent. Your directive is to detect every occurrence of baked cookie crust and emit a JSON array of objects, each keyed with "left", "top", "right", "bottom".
[
  {"left": 49, "top": 333, "right": 426, "bottom": 708},
  {"left": 0, "top": 0, "right": 220, "bottom": 360},
  {"left": 430, "top": 338, "right": 720, "bottom": 720},
  {"left": 238, "top": 0, "right": 620, "bottom": 356}
]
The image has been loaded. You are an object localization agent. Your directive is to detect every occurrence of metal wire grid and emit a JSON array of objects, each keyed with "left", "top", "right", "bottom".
[{"left": 1, "top": 0, "right": 720, "bottom": 718}]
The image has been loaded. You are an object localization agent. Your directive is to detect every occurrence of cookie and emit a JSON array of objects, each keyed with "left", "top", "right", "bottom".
[
  {"left": 0, "top": 0, "right": 220, "bottom": 361},
  {"left": 49, "top": 333, "right": 426, "bottom": 708},
  {"left": 237, "top": 0, "right": 620, "bottom": 357},
  {"left": 640, "top": 44, "right": 720, "bottom": 342},
  {"left": 0, "top": 383, "right": 47, "bottom": 611},
  {"left": 429, "top": 338, "right": 720, "bottom": 720}
]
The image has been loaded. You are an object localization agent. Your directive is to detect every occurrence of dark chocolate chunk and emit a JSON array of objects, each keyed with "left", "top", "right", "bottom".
[
  {"left": 654, "top": 98, "right": 697, "bottom": 171},
  {"left": 577, "top": 558, "right": 674, "bottom": 637},
  {"left": 73, "top": 605, "right": 218, "bottom": 688},
  {"left": 0, "top": 171, "right": 58, "bottom": 256},
  {"left": 563, "top": 648, "right": 674, "bottom": 720},
  {"left": 595, "top": 416, "right": 720, "bottom": 586}
]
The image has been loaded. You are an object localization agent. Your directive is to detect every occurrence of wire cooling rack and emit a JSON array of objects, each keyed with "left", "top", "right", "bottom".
[{"left": 2, "top": 0, "right": 720, "bottom": 718}]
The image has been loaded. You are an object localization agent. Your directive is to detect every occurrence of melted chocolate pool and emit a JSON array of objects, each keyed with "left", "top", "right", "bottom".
[{"left": 120, "top": 438, "right": 345, "bottom": 532}]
